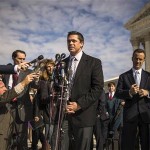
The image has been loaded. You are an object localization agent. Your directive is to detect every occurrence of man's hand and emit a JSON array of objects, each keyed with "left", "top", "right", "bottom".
[
  {"left": 129, "top": 84, "right": 139, "bottom": 95},
  {"left": 20, "top": 73, "right": 40, "bottom": 87},
  {"left": 139, "top": 89, "right": 149, "bottom": 97},
  {"left": 34, "top": 116, "right": 39, "bottom": 122},
  {"left": 17, "top": 62, "right": 30, "bottom": 71},
  {"left": 66, "top": 101, "right": 81, "bottom": 114}
]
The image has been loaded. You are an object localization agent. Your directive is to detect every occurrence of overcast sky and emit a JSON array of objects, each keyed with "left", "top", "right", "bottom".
[{"left": 0, "top": 0, "right": 149, "bottom": 80}]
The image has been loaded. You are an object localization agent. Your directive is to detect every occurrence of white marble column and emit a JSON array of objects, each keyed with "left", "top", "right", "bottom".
[
  {"left": 144, "top": 35, "right": 150, "bottom": 72},
  {"left": 130, "top": 39, "right": 140, "bottom": 50}
]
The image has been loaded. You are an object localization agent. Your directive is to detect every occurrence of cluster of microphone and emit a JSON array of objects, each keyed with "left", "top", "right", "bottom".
[{"left": 29, "top": 53, "right": 67, "bottom": 80}]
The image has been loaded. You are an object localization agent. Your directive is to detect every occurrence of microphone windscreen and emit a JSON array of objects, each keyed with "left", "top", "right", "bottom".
[{"left": 38, "top": 55, "right": 44, "bottom": 60}]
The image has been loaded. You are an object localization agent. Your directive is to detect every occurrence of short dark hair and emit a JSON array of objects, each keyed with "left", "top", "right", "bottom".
[
  {"left": 108, "top": 82, "right": 115, "bottom": 87},
  {"left": 67, "top": 31, "right": 84, "bottom": 43},
  {"left": 132, "top": 48, "right": 146, "bottom": 59},
  {"left": 12, "top": 50, "right": 26, "bottom": 59}
]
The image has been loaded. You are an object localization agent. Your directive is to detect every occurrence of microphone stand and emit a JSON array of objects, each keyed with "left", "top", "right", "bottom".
[{"left": 54, "top": 62, "right": 69, "bottom": 150}]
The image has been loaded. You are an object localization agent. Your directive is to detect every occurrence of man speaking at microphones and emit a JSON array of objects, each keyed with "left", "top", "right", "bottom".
[
  {"left": 2, "top": 50, "right": 41, "bottom": 150},
  {"left": 55, "top": 31, "right": 104, "bottom": 150}
]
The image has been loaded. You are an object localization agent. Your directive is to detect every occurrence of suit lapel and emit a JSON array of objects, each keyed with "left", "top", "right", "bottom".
[
  {"left": 73, "top": 53, "right": 87, "bottom": 84},
  {"left": 127, "top": 69, "right": 135, "bottom": 85},
  {"left": 64, "top": 57, "right": 70, "bottom": 74},
  {"left": 127, "top": 69, "right": 148, "bottom": 88},
  {"left": 106, "top": 93, "right": 109, "bottom": 100},
  {"left": 140, "top": 70, "right": 148, "bottom": 88}
]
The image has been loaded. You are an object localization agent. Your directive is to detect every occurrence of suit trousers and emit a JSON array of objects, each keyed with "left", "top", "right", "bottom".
[
  {"left": 121, "top": 115, "right": 149, "bottom": 150},
  {"left": 70, "top": 124, "right": 93, "bottom": 150},
  {"left": 51, "top": 119, "right": 69, "bottom": 150},
  {"left": 92, "top": 116, "right": 105, "bottom": 150}
]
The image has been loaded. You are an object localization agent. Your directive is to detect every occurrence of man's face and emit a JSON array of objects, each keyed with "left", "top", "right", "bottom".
[
  {"left": 13, "top": 52, "right": 26, "bottom": 65},
  {"left": 132, "top": 52, "right": 145, "bottom": 70},
  {"left": 0, "top": 81, "right": 7, "bottom": 95},
  {"left": 67, "top": 35, "right": 84, "bottom": 56},
  {"left": 108, "top": 85, "right": 116, "bottom": 93}
]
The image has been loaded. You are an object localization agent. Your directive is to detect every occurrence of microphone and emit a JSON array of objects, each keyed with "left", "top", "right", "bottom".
[
  {"left": 60, "top": 62, "right": 66, "bottom": 78},
  {"left": 61, "top": 53, "right": 66, "bottom": 59},
  {"left": 29, "top": 55, "right": 44, "bottom": 64},
  {"left": 55, "top": 54, "right": 60, "bottom": 62}
]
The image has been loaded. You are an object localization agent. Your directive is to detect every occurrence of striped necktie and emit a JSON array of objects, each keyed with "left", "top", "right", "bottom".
[{"left": 68, "top": 57, "right": 77, "bottom": 95}]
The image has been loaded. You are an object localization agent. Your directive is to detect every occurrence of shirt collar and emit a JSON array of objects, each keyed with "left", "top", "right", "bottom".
[
  {"left": 132, "top": 68, "right": 142, "bottom": 74},
  {"left": 70, "top": 50, "right": 83, "bottom": 61},
  {"left": 109, "top": 91, "right": 115, "bottom": 95}
]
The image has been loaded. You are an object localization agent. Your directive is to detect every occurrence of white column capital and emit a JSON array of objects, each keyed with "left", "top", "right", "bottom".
[{"left": 130, "top": 39, "right": 140, "bottom": 50}]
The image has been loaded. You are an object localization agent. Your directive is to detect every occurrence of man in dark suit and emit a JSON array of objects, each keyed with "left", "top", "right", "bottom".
[
  {"left": 115, "top": 48, "right": 150, "bottom": 150},
  {"left": 2, "top": 50, "right": 34, "bottom": 149},
  {"left": 64, "top": 31, "right": 104, "bottom": 150},
  {"left": 0, "top": 62, "right": 29, "bottom": 74}
]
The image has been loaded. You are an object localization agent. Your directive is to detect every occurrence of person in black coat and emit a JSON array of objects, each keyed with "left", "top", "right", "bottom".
[
  {"left": 115, "top": 48, "right": 150, "bottom": 150},
  {"left": 64, "top": 31, "right": 104, "bottom": 150}
]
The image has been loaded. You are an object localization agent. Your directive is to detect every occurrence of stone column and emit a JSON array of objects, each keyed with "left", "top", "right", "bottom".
[
  {"left": 130, "top": 39, "right": 140, "bottom": 50},
  {"left": 144, "top": 35, "right": 150, "bottom": 72}
]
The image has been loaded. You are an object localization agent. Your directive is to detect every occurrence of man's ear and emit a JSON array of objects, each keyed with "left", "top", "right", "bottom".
[
  {"left": 132, "top": 57, "right": 133, "bottom": 61},
  {"left": 81, "top": 42, "right": 84, "bottom": 48}
]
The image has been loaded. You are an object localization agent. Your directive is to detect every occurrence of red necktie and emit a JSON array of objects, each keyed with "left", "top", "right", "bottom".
[
  {"left": 12, "top": 74, "right": 18, "bottom": 102},
  {"left": 109, "top": 93, "right": 113, "bottom": 100},
  {"left": 12, "top": 74, "right": 18, "bottom": 87}
]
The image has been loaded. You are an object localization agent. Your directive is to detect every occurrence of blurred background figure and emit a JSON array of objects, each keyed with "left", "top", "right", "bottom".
[
  {"left": 31, "top": 59, "right": 55, "bottom": 150},
  {"left": 92, "top": 89, "right": 109, "bottom": 150},
  {"left": 104, "top": 82, "right": 123, "bottom": 150}
]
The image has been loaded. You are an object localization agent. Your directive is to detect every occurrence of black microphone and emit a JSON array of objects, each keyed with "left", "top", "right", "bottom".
[
  {"left": 61, "top": 62, "right": 66, "bottom": 78},
  {"left": 55, "top": 54, "right": 60, "bottom": 61},
  {"left": 29, "top": 55, "right": 44, "bottom": 64},
  {"left": 61, "top": 53, "right": 66, "bottom": 59}
]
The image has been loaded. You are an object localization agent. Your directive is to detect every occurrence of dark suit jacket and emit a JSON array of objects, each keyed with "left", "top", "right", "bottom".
[
  {"left": 2, "top": 69, "right": 33, "bottom": 122},
  {"left": 0, "top": 65, "right": 16, "bottom": 74},
  {"left": 105, "top": 93, "right": 122, "bottom": 132},
  {"left": 105, "top": 93, "right": 120, "bottom": 118},
  {"left": 115, "top": 69, "right": 150, "bottom": 123},
  {"left": 63, "top": 52, "right": 104, "bottom": 127}
]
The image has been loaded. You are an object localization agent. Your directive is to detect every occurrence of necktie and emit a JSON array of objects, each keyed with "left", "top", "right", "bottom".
[
  {"left": 68, "top": 57, "right": 77, "bottom": 95},
  {"left": 12, "top": 74, "right": 18, "bottom": 87},
  {"left": 69, "top": 57, "right": 77, "bottom": 81},
  {"left": 135, "top": 71, "right": 140, "bottom": 86},
  {"left": 109, "top": 93, "right": 113, "bottom": 100},
  {"left": 12, "top": 74, "right": 18, "bottom": 102}
]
